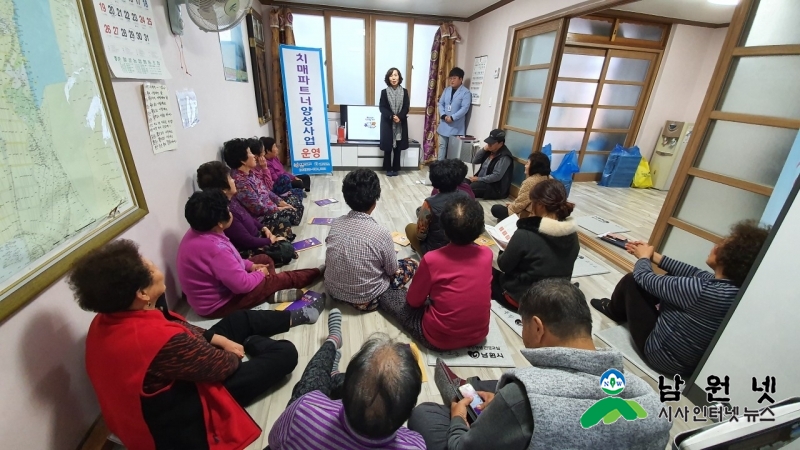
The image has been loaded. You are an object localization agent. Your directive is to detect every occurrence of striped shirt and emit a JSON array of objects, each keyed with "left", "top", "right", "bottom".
[
  {"left": 634, "top": 256, "right": 739, "bottom": 376},
  {"left": 324, "top": 211, "right": 398, "bottom": 305},
  {"left": 268, "top": 391, "right": 425, "bottom": 450}
]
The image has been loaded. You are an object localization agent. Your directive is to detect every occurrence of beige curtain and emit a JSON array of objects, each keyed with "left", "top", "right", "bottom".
[
  {"left": 422, "top": 23, "right": 462, "bottom": 162},
  {"left": 269, "top": 8, "right": 295, "bottom": 164}
]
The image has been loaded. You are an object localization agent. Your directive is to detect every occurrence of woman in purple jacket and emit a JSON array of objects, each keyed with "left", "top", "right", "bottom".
[{"left": 197, "top": 161, "right": 293, "bottom": 257}]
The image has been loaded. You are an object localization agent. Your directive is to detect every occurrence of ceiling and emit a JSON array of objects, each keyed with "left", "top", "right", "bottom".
[
  {"left": 614, "top": 0, "right": 736, "bottom": 25},
  {"left": 272, "top": 0, "right": 737, "bottom": 23},
  {"left": 274, "top": 0, "right": 499, "bottom": 19}
]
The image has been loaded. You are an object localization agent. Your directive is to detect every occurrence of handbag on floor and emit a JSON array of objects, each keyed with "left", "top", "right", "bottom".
[{"left": 239, "top": 241, "right": 298, "bottom": 267}]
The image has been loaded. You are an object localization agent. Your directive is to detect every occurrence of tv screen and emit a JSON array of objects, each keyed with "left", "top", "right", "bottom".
[{"left": 342, "top": 105, "right": 381, "bottom": 141}]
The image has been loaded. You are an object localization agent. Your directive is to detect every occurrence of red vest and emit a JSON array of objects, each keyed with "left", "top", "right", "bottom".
[{"left": 85, "top": 309, "right": 260, "bottom": 450}]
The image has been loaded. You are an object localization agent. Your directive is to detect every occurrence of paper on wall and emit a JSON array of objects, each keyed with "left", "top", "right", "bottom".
[
  {"left": 91, "top": 0, "right": 171, "bottom": 79},
  {"left": 176, "top": 89, "right": 199, "bottom": 128},
  {"left": 143, "top": 83, "right": 178, "bottom": 154}
]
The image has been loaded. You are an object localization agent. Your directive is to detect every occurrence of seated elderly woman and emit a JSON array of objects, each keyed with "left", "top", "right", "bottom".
[
  {"left": 491, "top": 151, "right": 551, "bottom": 221},
  {"left": 177, "top": 189, "right": 322, "bottom": 318},
  {"left": 384, "top": 197, "right": 493, "bottom": 351},
  {"left": 260, "top": 136, "right": 311, "bottom": 194},
  {"left": 70, "top": 239, "right": 300, "bottom": 450},
  {"left": 196, "top": 161, "right": 294, "bottom": 262},
  {"left": 270, "top": 327, "right": 425, "bottom": 450},
  {"left": 406, "top": 159, "right": 472, "bottom": 255},
  {"left": 591, "top": 220, "right": 770, "bottom": 377},
  {"left": 493, "top": 179, "right": 580, "bottom": 309},
  {"left": 223, "top": 138, "right": 302, "bottom": 234},
  {"left": 248, "top": 137, "right": 304, "bottom": 211}
]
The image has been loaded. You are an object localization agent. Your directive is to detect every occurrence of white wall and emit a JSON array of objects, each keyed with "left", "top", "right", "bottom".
[
  {"left": 691, "top": 183, "right": 800, "bottom": 408},
  {"left": 463, "top": 0, "right": 595, "bottom": 141},
  {"left": 0, "top": 1, "right": 271, "bottom": 448},
  {"left": 636, "top": 25, "right": 728, "bottom": 160}
]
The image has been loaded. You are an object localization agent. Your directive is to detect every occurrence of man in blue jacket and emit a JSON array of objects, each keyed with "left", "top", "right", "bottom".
[{"left": 437, "top": 67, "right": 471, "bottom": 161}]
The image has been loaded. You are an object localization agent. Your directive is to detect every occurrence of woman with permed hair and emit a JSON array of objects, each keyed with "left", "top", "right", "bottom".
[
  {"left": 591, "top": 220, "right": 770, "bottom": 377},
  {"left": 71, "top": 239, "right": 304, "bottom": 450},
  {"left": 378, "top": 67, "right": 410, "bottom": 176},
  {"left": 491, "top": 151, "right": 552, "bottom": 221}
]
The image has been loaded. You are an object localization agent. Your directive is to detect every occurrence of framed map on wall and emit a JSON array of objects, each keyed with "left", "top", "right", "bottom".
[{"left": 0, "top": 0, "right": 148, "bottom": 321}]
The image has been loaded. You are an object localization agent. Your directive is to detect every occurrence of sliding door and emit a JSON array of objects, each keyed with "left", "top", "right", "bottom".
[
  {"left": 498, "top": 20, "right": 565, "bottom": 186},
  {"left": 544, "top": 46, "right": 657, "bottom": 181},
  {"left": 651, "top": 0, "right": 800, "bottom": 269}
]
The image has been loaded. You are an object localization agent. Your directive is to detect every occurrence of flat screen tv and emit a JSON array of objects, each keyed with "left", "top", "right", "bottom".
[{"left": 341, "top": 105, "right": 381, "bottom": 141}]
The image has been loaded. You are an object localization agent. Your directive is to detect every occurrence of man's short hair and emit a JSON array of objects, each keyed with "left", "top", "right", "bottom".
[
  {"left": 441, "top": 197, "right": 484, "bottom": 245},
  {"left": 184, "top": 189, "right": 230, "bottom": 232},
  {"left": 519, "top": 279, "right": 593, "bottom": 340},
  {"left": 448, "top": 67, "right": 465, "bottom": 79},
  {"left": 342, "top": 169, "right": 381, "bottom": 213},
  {"left": 196, "top": 161, "right": 230, "bottom": 191},
  {"left": 222, "top": 138, "right": 250, "bottom": 169},
  {"left": 429, "top": 159, "right": 465, "bottom": 193},
  {"left": 342, "top": 334, "right": 422, "bottom": 439}
]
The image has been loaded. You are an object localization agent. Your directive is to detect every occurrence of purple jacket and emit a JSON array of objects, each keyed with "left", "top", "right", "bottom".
[
  {"left": 225, "top": 197, "right": 273, "bottom": 251},
  {"left": 267, "top": 156, "right": 296, "bottom": 182}
]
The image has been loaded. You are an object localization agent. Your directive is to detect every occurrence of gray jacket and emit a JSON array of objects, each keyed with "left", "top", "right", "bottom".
[{"left": 447, "top": 347, "right": 671, "bottom": 450}]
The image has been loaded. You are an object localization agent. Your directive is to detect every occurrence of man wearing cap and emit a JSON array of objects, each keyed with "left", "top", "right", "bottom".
[
  {"left": 437, "top": 67, "right": 471, "bottom": 161},
  {"left": 468, "top": 129, "right": 514, "bottom": 199}
]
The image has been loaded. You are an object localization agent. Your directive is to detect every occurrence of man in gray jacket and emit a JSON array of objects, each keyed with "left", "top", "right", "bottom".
[{"left": 408, "top": 279, "right": 672, "bottom": 450}]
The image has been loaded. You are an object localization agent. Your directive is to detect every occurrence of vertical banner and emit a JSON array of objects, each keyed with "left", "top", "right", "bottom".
[{"left": 279, "top": 45, "right": 332, "bottom": 175}]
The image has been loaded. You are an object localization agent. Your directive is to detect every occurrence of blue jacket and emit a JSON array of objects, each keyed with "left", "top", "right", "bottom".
[{"left": 437, "top": 85, "right": 471, "bottom": 137}]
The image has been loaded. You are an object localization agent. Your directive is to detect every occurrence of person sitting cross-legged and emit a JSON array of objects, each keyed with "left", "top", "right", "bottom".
[
  {"left": 405, "top": 159, "right": 471, "bottom": 255},
  {"left": 269, "top": 323, "right": 426, "bottom": 450},
  {"left": 177, "top": 190, "right": 322, "bottom": 318},
  {"left": 72, "top": 239, "right": 303, "bottom": 450},
  {"left": 491, "top": 151, "right": 552, "bottom": 221},
  {"left": 493, "top": 179, "right": 580, "bottom": 310},
  {"left": 249, "top": 137, "right": 305, "bottom": 210},
  {"left": 408, "top": 279, "right": 672, "bottom": 450},
  {"left": 325, "top": 169, "right": 418, "bottom": 312},
  {"left": 382, "top": 197, "right": 493, "bottom": 351},
  {"left": 591, "top": 220, "right": 770, "bottom": 377},
  {"left": 223, "top": 138, "right": 301, "bottom": 236}
]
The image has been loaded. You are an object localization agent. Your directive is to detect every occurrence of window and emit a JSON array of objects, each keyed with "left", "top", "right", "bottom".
[
  {"left": 293, "top": 13, "right": 328, "bottom": 105},
  {"left": 374, "top": 19, "right": 409, "bottom": 105},
  {"left": 330, "top": 15, "right": 367, "bottom": 105},
  {"left": 411, "top": 24, "right": 439, "bottom": 107},
  {"left": 293, "top": 11, "right": 439, "bottom": 110}
]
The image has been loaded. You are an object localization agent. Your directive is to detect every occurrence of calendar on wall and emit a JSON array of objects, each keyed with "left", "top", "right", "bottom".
[{"left": 92, "top": 0, "right": 171, "bottom": 79}]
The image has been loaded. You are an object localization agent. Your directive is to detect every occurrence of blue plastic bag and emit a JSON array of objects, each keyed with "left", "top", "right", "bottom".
[
  {"left": 541, "top": 143, "right": 552, "bottom": 161},
  {"left": 598, "top": 145, "right": 642, "bottom": 187},
  {"left": 552, "top": 150, "right": 580, "bottom": 196}
]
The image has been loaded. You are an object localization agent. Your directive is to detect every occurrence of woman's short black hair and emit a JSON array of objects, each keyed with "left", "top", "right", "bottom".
[
  {"left": 184, "top": 189, "right": 231, "bottom": 232},
  {"left": 384, "top": 67, "right": 404, "bottom": 87},
  {"left": 342, "top": 334, "right": 422, "bottom": 439},
  {"left": 429, "top": 159, "right": 464, "bottom": 193},
  {"left": 248, "top": 137, "right": 264, "bottom": 157},
  {"left": 196, "top": 161, "right": 230, "bottom": 191},
  {"left": 222, "top": 138, "right": 250, "bottom": 169},
  {"left": 717, "top": 220, "right": 770, "bottom": 287},
  {"left": 441, "top": 197, "right": 485, "bottom": 245},
  {"left": 448, "top": 67, "right": 465, "bottom": 79},
  {"left": 68, "top": 239, "right": 152, "bottom": 313},
  {"left": 342, "top": 169, "right": 381, "bottom": 213},
  {"left": 260, "top": 136, "right": 277, "bottom": 154},
  {"left": 528, "top": 152, "right": 552, "bottom": 177}
]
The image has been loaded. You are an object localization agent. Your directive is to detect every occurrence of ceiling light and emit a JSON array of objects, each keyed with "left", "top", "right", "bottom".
[{"left": 708, "top": 0, "right": 739, "bottom": 5}]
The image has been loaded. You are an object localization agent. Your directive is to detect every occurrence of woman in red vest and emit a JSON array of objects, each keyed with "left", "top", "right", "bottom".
[{"left": 69, "top": 239, "right": 306, "bottom": 450}]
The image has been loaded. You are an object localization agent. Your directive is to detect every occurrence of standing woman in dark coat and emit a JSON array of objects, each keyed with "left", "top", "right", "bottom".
[{"left": 379, "top": 67, "right": 410, "bottom": 177}]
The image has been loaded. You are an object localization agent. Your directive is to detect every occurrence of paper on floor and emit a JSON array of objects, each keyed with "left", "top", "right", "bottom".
[{"left": 426, "top": 318, "right": 516, "bottom": 367}]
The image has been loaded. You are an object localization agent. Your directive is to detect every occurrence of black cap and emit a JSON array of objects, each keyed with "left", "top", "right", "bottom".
[{"left": 484, "top": 129, "right": 506, "bottom": 145}]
